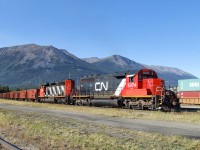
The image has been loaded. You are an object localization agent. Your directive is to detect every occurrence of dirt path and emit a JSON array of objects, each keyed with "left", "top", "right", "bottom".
[{"left": 0, "top": 103, "right": 200, "bottom": 139}]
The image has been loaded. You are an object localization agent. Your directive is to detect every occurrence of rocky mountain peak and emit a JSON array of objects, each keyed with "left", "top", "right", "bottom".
[
  {"left": 94, "top": 55, "right": 143, "bottom": 70},
  {"left": 104, "top": 55, "right": 138, "bottom": 67},
  {"left": 85, "top": 55, "right": 144, "bottom": 71},
  {"left": 83, "top": 57, "right": 100, "bottom": 63}
]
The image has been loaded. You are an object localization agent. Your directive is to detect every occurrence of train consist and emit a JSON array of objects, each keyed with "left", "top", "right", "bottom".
[
  {"left": 178, "top": 79, "right": 200, "bottom": 105},
  {"left": 0, "top": 69, "right": 180, "bottom": 111}
]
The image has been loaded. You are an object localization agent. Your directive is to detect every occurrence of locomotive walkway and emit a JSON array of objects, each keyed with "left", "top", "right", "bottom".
[{"left": 0, "top": 103, "right": 200, "bottom": 139}]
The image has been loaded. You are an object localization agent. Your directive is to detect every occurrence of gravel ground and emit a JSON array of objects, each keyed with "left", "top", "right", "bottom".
[{"left": 0, "top": 103, "right": 200, "bottom": 139}]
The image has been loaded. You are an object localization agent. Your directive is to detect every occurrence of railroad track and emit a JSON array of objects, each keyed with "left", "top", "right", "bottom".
[{"left": 0, "top": 137, "right": 21, "bottom": 150}]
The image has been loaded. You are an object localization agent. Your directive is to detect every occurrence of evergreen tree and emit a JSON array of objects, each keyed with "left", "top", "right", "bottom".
[{"left": 0, "top": 85, "right": 10, "bottom": 93}]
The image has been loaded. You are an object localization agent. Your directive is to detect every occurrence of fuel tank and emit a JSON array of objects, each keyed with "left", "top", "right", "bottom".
[{"left": 90, "top": 99, "right": 120, "bottom": 107}]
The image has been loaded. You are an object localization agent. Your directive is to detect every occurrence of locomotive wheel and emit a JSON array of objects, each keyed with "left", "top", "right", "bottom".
[
  {"left": 74, "top": 100, "right": 82, "bottom": 106},
  {"left": 83, "top": 99, "right": 90, "bottom": 106},
  {"left": 138, "top": 102, "right": 143, "bottom": 109},
  {"left": 125, "top": 102, "right": 130, "bottom": 109},
  {"left": 64, "top": 97, "right": 69, "bottom": 105},
  {"left": 85, "top": 100, "right": 89, "bottom": 106},
  {"left": 79, "top": 100, "right": 84, "bottom": 106},
  {"left": 37, "top": 98, "right": 41, "bottom": 103},
  {"left": 54, "top": 98, "right": 57, "bottom": 103},
  {"left": 129, "top": 105, "right": 134, "bottom": 109}
]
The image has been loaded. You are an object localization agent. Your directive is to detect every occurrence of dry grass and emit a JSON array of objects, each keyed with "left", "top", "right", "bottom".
[
  {"left": 0, "top": 109, "right": 199, "bottom": 150},
  {"left": 0, "top": 99, "right": 200, "bottom": 124}
]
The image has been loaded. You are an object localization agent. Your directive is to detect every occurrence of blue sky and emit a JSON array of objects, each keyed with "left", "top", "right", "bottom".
[{"left": 0, "top": 0, "right": 200, "bottom": 77}]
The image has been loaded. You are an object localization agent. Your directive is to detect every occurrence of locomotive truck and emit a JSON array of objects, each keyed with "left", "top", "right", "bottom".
[{"left": 0, "top": 69, "right": 180, "bottom": 111}]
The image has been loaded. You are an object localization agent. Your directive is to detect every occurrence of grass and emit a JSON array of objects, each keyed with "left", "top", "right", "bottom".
[
  {"left": 0, "top": 99, "right": 200, "bottom": 124},
  {"left": 0, "top": 109, "right": 200, "bottom": 150}
]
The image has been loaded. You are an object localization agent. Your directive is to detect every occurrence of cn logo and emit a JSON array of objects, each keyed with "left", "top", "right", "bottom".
[
  {"left": 128, "top": 83, "right": 137, "bottom": 88},
  {"left": 95, "top": 82, "right": 108, "bottom": 91}
]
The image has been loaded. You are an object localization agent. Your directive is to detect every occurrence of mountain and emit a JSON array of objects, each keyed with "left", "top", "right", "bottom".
[
  {"left": 84, "top": 55, "right": 144, "bottom": 73},
  {"left": 0, "top": 44, "right": 197, "bottom": 89},
  {"left": 0, "top": 44, "right": 102, "bottom": 89},
  {"left": 83, "top": 55, "right": 197, "bottom": 86},
  {"left": 143, "top": 65, "right": 196, "bottom": 86},
  {"left": 83, "top": 57, "right": 100, "bottom": 63}
]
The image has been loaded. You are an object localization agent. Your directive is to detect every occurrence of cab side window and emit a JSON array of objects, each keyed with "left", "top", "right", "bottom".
[
  {"left": 138, "top": 75, "right": 142, "bottom": 81},
  {"left": 129, "top": 76, "right": 134, "bottom": 82}
]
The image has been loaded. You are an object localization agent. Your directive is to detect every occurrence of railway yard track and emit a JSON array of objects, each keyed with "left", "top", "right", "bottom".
[{"left": 0, "top": 137, "right": 21, "bottom": 150}]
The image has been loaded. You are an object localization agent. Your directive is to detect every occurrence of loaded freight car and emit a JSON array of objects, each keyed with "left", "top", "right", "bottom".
[
  {"left": 178, "top": 79, "right": 200, "bottom": 105},
  {"left": 26, "top": 89, "right": 39, "bottom": 101},
  {"left": 13, "top": 91, "right": 19, "bottom": 100},
  {"left": 9, "top": 91, "right": 15, "bottom": 99},
  {"left": 77, "top": 69, "right": 180, "bottom": 111},
  {"left": 19, "top": 90, "right": 27, "bottom": 100},
  {"left": 8, "top": 89, "right": 39, "bottom": 101},
  {"left": 2, "top": 93, "right": 9, "bottom": 99}
]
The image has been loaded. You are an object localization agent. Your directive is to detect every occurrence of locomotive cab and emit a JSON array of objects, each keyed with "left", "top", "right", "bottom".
[
  {"left": 121, "top": 69, "right": 164, "bottom": 97},
  {"left": 120, "top": 69, "right": 165, "bottom": 110}
]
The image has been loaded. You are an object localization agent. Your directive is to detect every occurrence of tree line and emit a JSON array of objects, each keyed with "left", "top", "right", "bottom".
[{"left": 0, "top": 85, "right": 10, "bottom": 93}]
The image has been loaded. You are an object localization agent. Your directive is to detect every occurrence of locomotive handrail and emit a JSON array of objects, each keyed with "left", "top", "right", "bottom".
[{"left": 152, "top": 85, "right": 164, "bottom": 109}]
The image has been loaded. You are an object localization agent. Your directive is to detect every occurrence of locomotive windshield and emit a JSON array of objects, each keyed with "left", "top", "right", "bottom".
[{"left": 138, "top": 70, "right": 158, "bottom": 80}]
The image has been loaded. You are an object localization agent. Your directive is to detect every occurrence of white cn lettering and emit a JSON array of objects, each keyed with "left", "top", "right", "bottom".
[
  {"left": 128, "top": 83, "right": 137, "bottom": 88},
  {"left": 95, "top": 82, "right": 108, "bottom": 91}
]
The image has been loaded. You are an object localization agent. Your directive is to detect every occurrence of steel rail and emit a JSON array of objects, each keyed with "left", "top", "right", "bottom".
[{"left": 0, "top": 137, "right": 21, "bottom": 150}]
